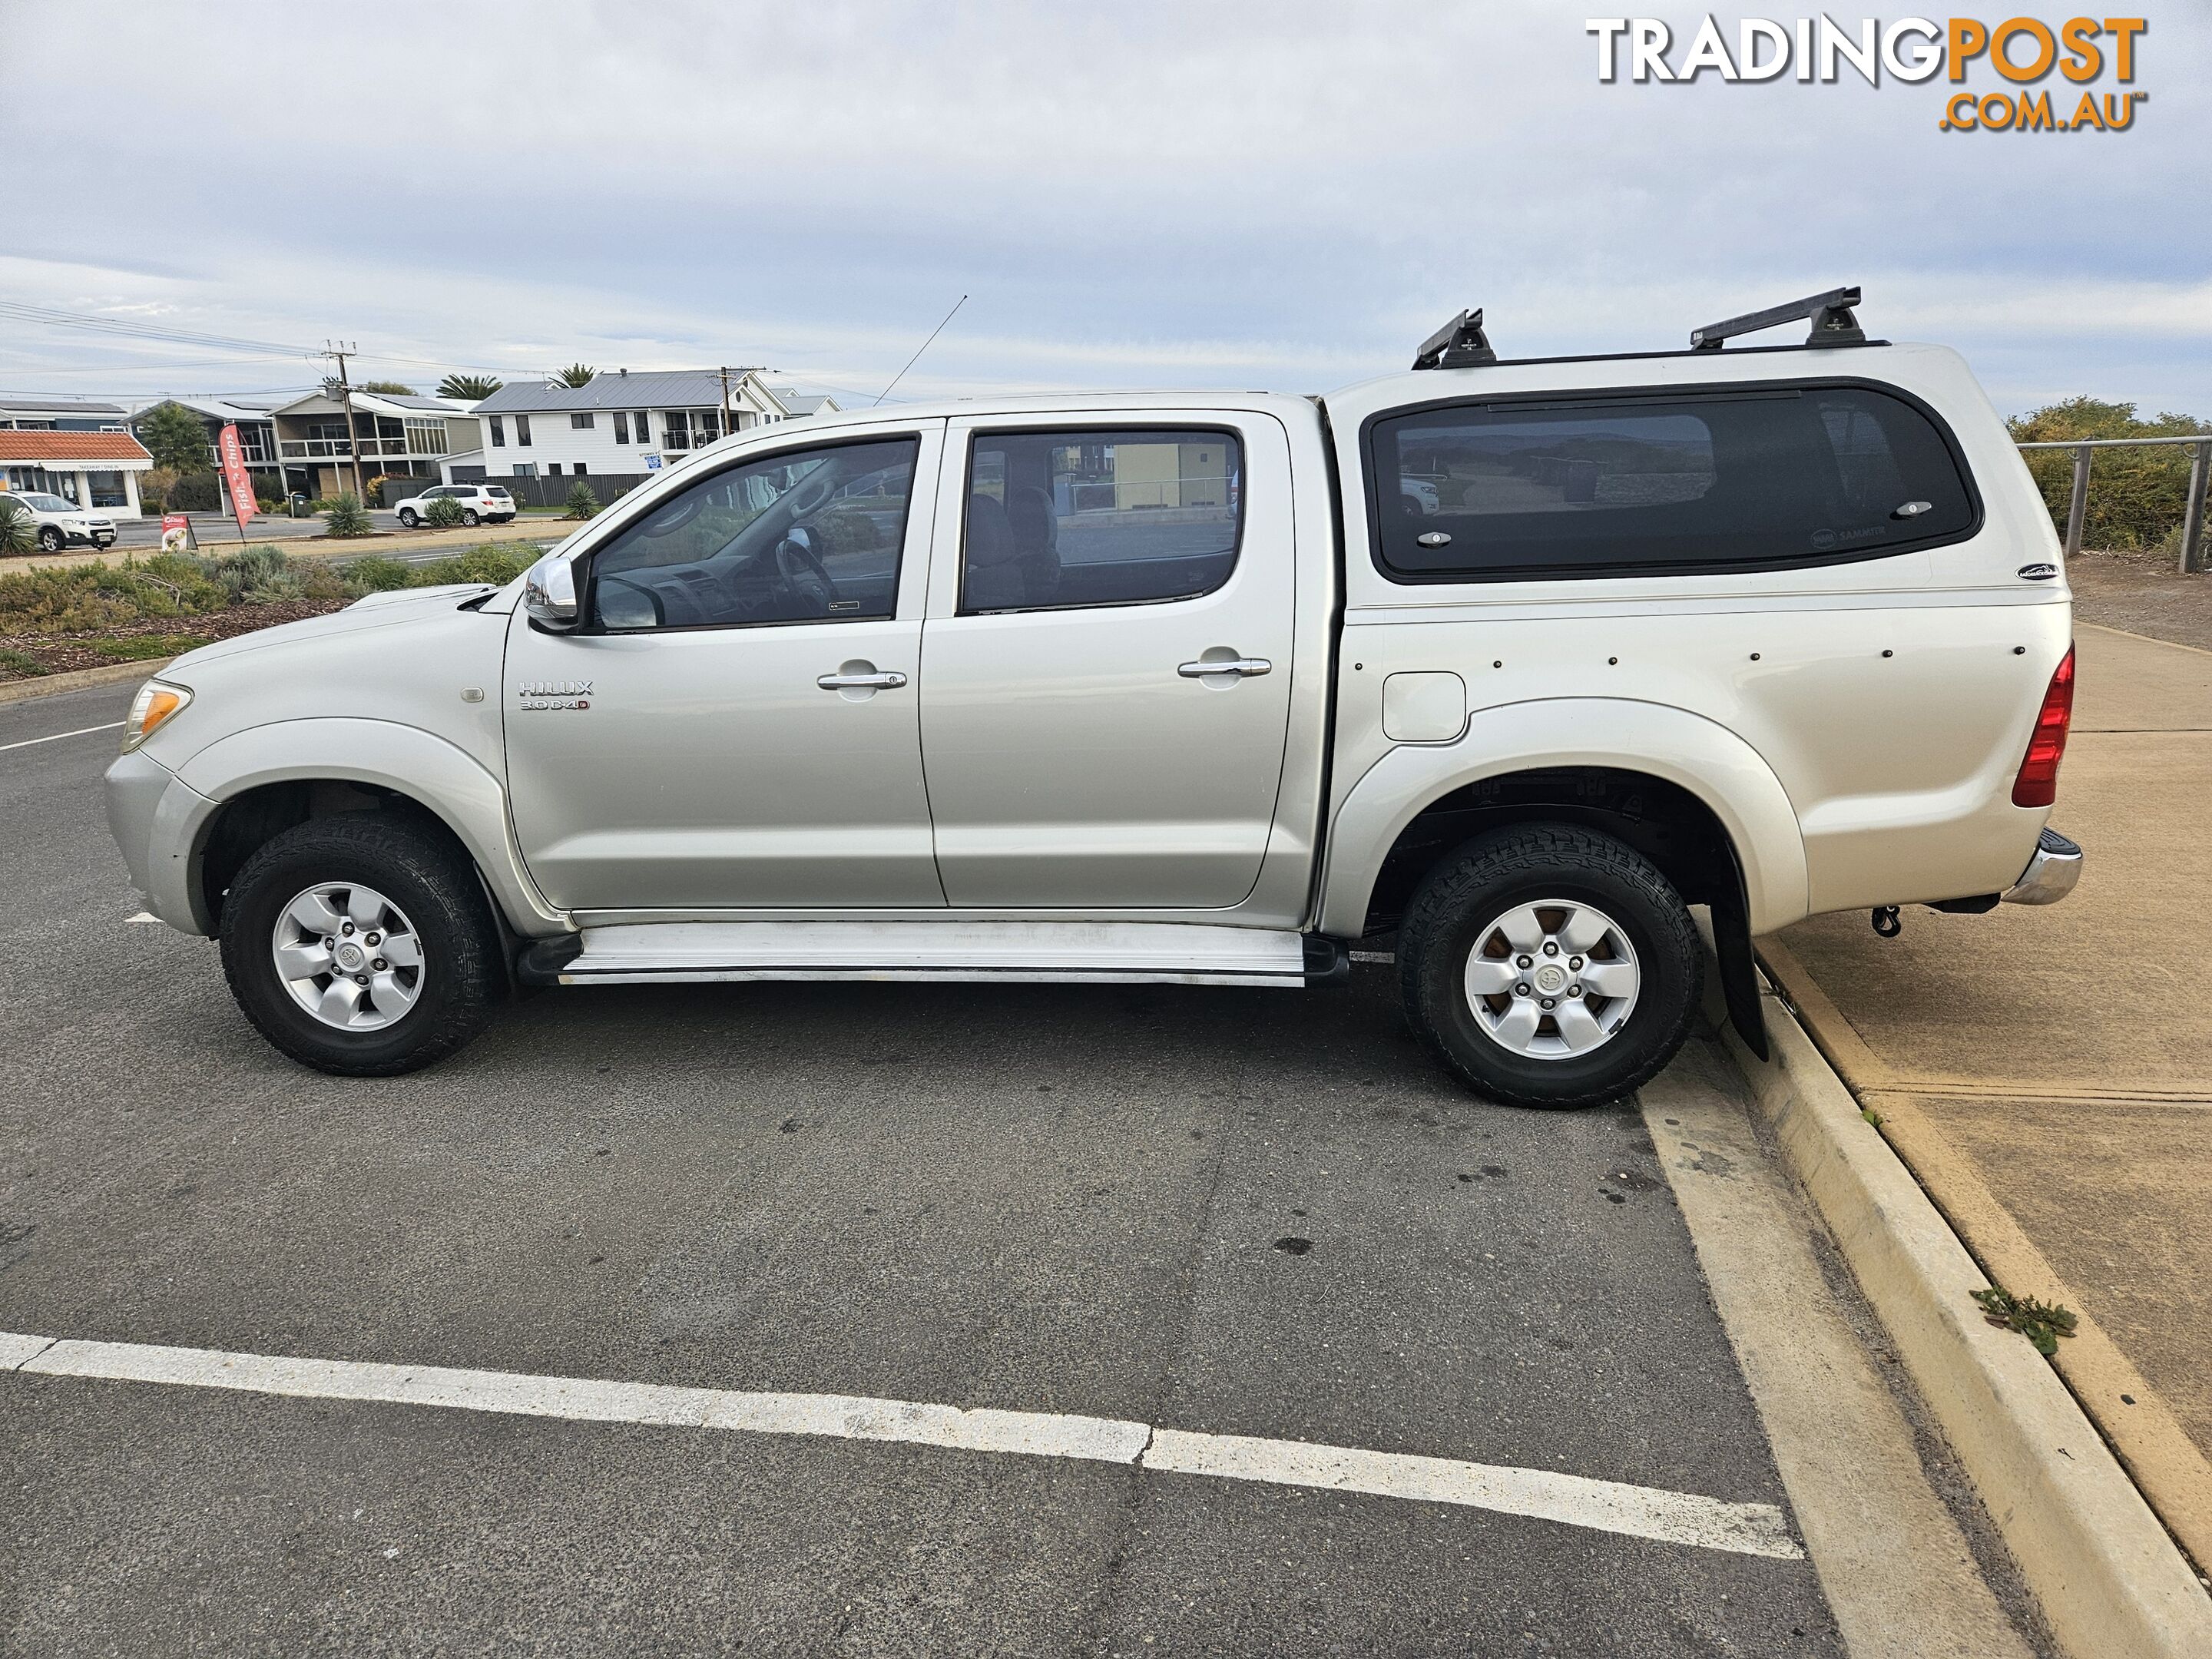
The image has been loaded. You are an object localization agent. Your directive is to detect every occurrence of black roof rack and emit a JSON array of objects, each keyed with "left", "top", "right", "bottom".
[
  {"left": 1409, "top": 286, "right": 1874, "bottom": 372},
  {"left": 1690, "top": 286, "right": 1866, "bottom": 351},
  {"left": 1410, "top": 309, "right": 1497, "bottom": 370}
]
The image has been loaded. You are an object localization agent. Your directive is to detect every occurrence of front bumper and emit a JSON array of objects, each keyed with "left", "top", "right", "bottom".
[
  {"left": 104, "top": 748, "right": 218, "bottom": 933},
  {"left": 2002, "top": 826, "right": 2082, "bottom": 906}
]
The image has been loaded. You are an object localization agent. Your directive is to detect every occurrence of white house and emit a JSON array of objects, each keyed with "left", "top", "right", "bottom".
[
  {"left": 459, "top": 369, "right": 836, "bottom": 483},
  {"left": 0, "top": 426, "right": 155, "bottom": 514}
]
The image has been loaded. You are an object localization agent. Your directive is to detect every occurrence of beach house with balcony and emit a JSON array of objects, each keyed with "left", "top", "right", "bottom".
[{"left": 267, "top": 389, "right": 480, "bottom": 502}]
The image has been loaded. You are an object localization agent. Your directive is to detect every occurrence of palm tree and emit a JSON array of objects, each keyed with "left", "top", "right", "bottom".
[
  {"left": 553, "top": 363, "right": 598, "bottom": 389},
  {"left": 437, "top": 373, "right": 503, "bottom": 401}
]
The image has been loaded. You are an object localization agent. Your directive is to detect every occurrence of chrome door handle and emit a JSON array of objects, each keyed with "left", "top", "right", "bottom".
[
  {"left": 817, "top": 671, "right": 907, "bottom": 690},
  {"left": 1178, "top": 657, "right": 1272, "bottom": 679}
]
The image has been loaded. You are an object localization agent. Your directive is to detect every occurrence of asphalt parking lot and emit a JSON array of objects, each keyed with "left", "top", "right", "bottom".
[{"left": 0, "top": 681, "right": 2029, "bottom": 1657}]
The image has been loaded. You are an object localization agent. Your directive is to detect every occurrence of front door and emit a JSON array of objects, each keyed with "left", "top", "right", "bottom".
[
  {"left": 504, "top": 424, "right": 945, "bottom": 912},
  {"left": 918, "top": 415, "right": 1296, "bottom": 909}
]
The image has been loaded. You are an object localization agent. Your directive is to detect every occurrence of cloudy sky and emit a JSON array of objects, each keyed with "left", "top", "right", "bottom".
[{"left": 4, "top": 2, "right": 2205, "bottom": 419}]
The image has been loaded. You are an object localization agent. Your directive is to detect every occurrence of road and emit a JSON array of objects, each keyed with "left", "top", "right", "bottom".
[{"left": 0, "top": 683, "right": 2042, "bottom": 1657}]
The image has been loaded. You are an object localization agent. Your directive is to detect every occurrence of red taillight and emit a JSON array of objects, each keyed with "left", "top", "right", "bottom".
[{"left": 2012, "top": 645, "right": 2075, "bottom": 808}]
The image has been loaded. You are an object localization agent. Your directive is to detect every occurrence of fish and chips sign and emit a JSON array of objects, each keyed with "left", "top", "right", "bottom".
[{"left": 217, "top": 423, "right": 260, "bottom": 535}]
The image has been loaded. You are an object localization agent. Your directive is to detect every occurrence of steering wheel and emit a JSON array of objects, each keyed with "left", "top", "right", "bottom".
[{"left": 773, "top": 531, "right": 839, "bottom": 613}]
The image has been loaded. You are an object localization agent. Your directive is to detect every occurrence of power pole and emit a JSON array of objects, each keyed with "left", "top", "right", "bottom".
[
  {"left": 718, "top": 365, "right": 733, "bottom": 439},
  {"left": 324, "top": 340, "right": 366, "bottom": 502}
]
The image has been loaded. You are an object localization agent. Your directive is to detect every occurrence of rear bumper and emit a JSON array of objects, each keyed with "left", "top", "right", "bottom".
[{"left": 2002, "top": 826, "right": 2081, "bottom": 906}]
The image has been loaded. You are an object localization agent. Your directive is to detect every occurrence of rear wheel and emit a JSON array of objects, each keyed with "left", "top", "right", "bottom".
[
  {"left": 1398, "top": 824, "right": 1701, "bottom": 1109},
  {"left": 398, "top": 508, "right": 419, "bottom": 527},
  {"left": 462, "top": 508, "right": 479, "bottom": 526},
  {"left": 219, "top": 813, "right": 504, "bottom": 1075}
]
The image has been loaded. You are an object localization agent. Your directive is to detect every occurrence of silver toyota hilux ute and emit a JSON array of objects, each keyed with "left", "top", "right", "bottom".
[{"left": 107, "top": 290, "right": 2083, "bottom": 1105}]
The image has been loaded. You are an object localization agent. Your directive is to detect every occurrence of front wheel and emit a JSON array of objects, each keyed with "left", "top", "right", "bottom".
[
  {"left": 1398, "top": 824, "right": 1702, "bottom": 1109},
  {"left": 38, "top": 526, "right": 62, "bottom": 551},
  {"left": 397, "top": 508, "right": 419, "bottom": 527},
  {"left": 219, "top": 812, "right": 505, "bottom": 1075}
]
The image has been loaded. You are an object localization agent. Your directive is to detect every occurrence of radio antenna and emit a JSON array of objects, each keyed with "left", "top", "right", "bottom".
[{"left": 875, "top": 294, "right": 968, "bottom": 405}]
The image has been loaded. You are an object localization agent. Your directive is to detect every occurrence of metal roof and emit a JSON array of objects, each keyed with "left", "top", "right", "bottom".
[
  {"left": 0, "top": 396, "right": 126, "bottom": 414},
  {"left": 472, "top": 369, "right": 764, "bottom": 413}
]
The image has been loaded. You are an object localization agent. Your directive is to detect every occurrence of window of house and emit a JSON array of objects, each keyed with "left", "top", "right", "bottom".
[
  {"left": 571, "top": 412, "right": 594, "bottom": 429},
  {"left": 404, "top": 417, "right": 448, "bottom": 455},
  {"left": 613, "top": 412, "right": 631, "bottom": 444},
  {"left": 489, "top": 416, "right": 506, "bottom": 449},
  {"left": 663, "top": 415, "right": 689, "bottom": 451},
  {"left": 587, "top": 437, "right": 919, "bottom": 631},
  {"left": 635, "top": 410, "right": 651, "bottom": 445},
  {"left": 959, "top": 429, "right": 1243, "bottom": 614},
  {"left": 86, "top": 471, "right": 129, "bottom": 508},
  {"left": 695, "top": 409, "right": 720, "bottom": 443},
  {"left": 515, "top": 414, "right": 533, "bottom": 447},
  {"left": 1366, "top": 382, "right": 1978, "bottom": 581},
  {"left": 513, "top": 462, "right": 538, "bottom": 478}
]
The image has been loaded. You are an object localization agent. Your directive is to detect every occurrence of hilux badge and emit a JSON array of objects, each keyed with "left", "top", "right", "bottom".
[
  {"left": 2017, "top": 563, "right": 2059, "bottom": 581},
  {"left": 518, "top": 679, "right": 593, "bottom": 710}
]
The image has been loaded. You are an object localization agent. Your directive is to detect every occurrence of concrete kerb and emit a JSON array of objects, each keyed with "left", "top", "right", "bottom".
[
  {"left": 1722, "top": 963, "right": 2212, "bottom": 1658},
  {"left": 0, "top": 657, "right": 174, "bottom": 707}
]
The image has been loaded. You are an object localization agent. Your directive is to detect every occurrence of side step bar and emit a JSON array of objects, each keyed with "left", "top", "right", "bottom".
[{"left": 550, "top": 922, "right": 1346, "bottom": 989}]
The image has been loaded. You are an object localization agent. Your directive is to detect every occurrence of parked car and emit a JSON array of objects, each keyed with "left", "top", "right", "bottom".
[
  {"left": 106, "top": 287, "right": 2081, "bottom": 1101},
  {"left": 4, "top": 489, "right": 117, "bottom": 551},
  {"left": 1400, "top": 477, "right": 1440, "bottom": 515},
  {"left": 390, "top": 484, "right": 515, "bottom": 528}
]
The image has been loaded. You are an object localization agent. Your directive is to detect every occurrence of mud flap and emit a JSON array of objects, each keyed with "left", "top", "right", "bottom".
[{"left": 1710, "top": 882, "right": 1770, "bottom": 1061}]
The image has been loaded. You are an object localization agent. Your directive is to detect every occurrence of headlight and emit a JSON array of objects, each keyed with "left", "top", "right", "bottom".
[{"left": 121, "top": 680, "right": 193, "bottom": 751}]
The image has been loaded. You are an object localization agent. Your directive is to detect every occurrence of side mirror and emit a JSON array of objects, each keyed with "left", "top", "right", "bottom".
[{"left": 522, "top": 551, "right": 580, "bottom": 630}]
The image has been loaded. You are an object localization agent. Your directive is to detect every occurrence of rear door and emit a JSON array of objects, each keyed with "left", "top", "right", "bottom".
[{"left": 918, "top": 412, "right": 1296, "bottom": 908}]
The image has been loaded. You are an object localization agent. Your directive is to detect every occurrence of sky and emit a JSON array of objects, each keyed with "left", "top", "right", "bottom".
[{"left": 2, "top": 2, "right": 2206, "bottom": 419}]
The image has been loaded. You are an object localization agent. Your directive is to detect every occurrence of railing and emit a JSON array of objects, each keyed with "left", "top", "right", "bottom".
[
  {"left": 2016, "top": 434, "right": 2211, "bottom": 572},
  {"left": 277, "top": 437, "right": 424, "bottom": 460}
]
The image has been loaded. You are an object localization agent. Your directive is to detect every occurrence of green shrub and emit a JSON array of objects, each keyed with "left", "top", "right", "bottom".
[
  {"left": 339, "top": 555, "right": 414, "bottom": 596},
  {"left": 137, "top": 467, "right": 179, "bottom": 514},
  {"left": 422, "top": 493, "right": 467, "bottom": 528},
  {"left": 323, "top": 493, "right": 373, "bottom": 538},
  {"left": 168, "top": 471, "right": 221, "bottom": 513},
  {"left": 563, "top": 481, "right": 601, "bottom": 520},
  {"left": 2010, "top": 398, "right": 2211, "bottom": 551},
  {"left": 0, "top": 496, "right": 34, "bottom": 556},
  {"left": 0, "top": 556, "right": 220, "bottom": 634},
  {"left": 406, "top": 544, "right": 535, "bottom": 588},
  {"left": 137, "top": 402, "right": 214, "bottom": 474}
]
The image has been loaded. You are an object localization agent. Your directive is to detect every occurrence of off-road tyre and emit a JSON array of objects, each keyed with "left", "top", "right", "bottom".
[
  {"left": 219, "top": 811, "right": 504, "bottom": 1075},
  {"left": 1398, "top": 823, "right": 1702, "bottom": 1109}
]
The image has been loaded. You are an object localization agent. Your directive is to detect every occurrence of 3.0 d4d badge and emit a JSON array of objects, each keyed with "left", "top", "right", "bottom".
[{"left": 518, "top": 680, "right": 592, "bottom": 710}]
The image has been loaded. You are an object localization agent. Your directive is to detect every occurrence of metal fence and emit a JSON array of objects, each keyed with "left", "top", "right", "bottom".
[
  {"left": 2015, "top": 434, "right": 2211, "bottom": 572},
  {"left": 490, "top": 472, "right": 651, "bottom": 511}
]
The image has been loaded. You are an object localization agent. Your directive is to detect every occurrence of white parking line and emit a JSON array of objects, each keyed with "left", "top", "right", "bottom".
[
  {"left": 0, "top": 720, "right": 125, "bottom": 753},
  {"left": 0, "top": 1331, "right": 1800, "bottom": 1558}
]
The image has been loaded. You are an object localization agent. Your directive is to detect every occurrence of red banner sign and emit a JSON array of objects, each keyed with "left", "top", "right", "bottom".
[{"left": 217, "top": 423, "right": 257, "bottom": 535}]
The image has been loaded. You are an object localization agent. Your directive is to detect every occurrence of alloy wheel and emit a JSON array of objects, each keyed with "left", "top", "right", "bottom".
[
  {"left": 1462, "top": 899, "right": 1641, "bottom": 1059},
  {"left": 270, "top": 882, "right": 427, "bottom": 1031}
]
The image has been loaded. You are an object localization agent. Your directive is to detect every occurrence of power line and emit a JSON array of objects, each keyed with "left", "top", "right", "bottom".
[{"left": 0, "top": 299, "right": 320, "bottom": 358}]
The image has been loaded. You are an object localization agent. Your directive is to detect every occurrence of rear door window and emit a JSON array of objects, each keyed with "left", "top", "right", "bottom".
[
  {"left": 1367, "top": 382, "right": 1977, "bottom": 581},
  {"left": 959, "top": 429, "right": 1241, "bottom": 613}
]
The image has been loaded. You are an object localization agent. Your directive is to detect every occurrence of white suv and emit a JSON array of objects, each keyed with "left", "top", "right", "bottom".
[
  {"left": 4, "top": 489, "right": 118, "bottom": 551},
  {"left": 391, "top": 484, "right": 516, "bottom": 528}
]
